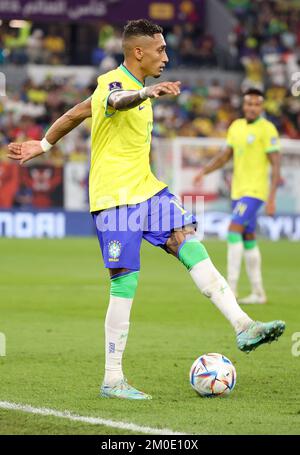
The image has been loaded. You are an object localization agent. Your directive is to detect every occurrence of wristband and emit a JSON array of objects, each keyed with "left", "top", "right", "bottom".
[
  {"left": 40, "top": 137, "right": 53, "bottom": 153},
  {"left": 139, "top": 87, "right": 149, "bottom": 100}
]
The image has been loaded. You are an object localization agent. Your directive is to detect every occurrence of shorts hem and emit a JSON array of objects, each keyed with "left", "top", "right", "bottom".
[{"left": 104, "top": 263, "right": 140, "bottom": 271}]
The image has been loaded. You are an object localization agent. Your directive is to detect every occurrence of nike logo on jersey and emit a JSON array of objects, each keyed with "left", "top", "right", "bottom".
[{"left": 139, "top": 105, "right": 145, "bottom": 111}]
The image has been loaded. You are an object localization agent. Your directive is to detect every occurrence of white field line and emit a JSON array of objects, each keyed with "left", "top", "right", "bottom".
[{"left": 0, "top": 401, "right": 188, "bottom": 435}]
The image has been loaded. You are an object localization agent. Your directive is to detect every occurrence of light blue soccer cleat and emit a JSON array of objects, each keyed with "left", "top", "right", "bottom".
[
  {"left": 100, "top": 379, "right": 152, "bottom": 400},
  {"left": 237, "top": 320, "right": 285, "bottom": 353}
]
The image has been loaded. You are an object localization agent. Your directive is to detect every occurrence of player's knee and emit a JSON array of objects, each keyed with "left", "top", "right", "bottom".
[
  {"left": 165, "top": 224, "right": 196, "bottom": 256},
  {"left": 228, "top": 222, "right": 244, "bottom": 235},
  {"left": 110, "top": 270, "right": 139, "bottom": 299},
  {"left": 243, "top": 233, "right": 257, "bottom": 250},
  {"left": 109, "top": 267, "right": 130, "bottom": 278},
  {"left": 227, "top": 231, "right": 243, "bottom": 244}
]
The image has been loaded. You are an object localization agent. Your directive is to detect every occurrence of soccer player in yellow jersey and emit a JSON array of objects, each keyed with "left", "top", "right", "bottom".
[
  {"left": 8, "top": 22, "right": 285, "bottom": 400},
  {"left": 194, "top": 88, "right": 281, "bottom": 304}
]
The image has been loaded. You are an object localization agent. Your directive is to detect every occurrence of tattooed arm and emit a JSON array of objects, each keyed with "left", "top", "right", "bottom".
[{"left": 108, "top": 81, "right": 181, "bottom": 111}]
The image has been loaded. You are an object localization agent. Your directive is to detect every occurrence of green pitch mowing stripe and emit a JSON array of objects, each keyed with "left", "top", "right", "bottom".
[
  {"left": 0, "top": 410, "right": 146, "bottom": 435},
  {"left": 0, "top": 238, "right": 300, "bottom": 435},
  {"left": 0, "top": 401, "right": 186, "bottom": 435}
]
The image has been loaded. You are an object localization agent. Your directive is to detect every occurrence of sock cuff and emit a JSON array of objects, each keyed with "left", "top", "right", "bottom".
[
  {"left": 227, "top": 231, "right": 243, "bottom": 244},
  {"left": 243, "top": 239, "right": 257, "bottom": 250},
  {"left": 178, "top": 239, "right": 209, "bottom": 271},
  {"left": 110, "top": 269, "right": 139, "bottom": 280},
  {"left": 110, "top": 271, "right": 139, "bottom": 299}
]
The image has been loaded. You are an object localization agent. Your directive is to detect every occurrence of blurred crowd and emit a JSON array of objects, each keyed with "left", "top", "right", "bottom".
[
  {"left": 225, "top": 0, "right": 300, "bottom": 87},
  {"left": 165, "top": 25, "right": 216, "bottom": 68},
  {"left": 0, "top": 77, "right": 94, "bottom": 165},
  {"left": 1, "top": 1, "right": 300, "bottom": 168},
  {"left": 1, "top": 73, "right": 300, "bottom": 169},
  {"left": 153, "top": 78, "right": 300, "bottom": 140},
  {"left": 93, "top": 22, "right": 217, "bottom": 70},
  {"left": 0, "top": 22, "right": 67, "bottom": 65},
  {"left": 0, "top": 20, "right": 216, "bottom": 68}
]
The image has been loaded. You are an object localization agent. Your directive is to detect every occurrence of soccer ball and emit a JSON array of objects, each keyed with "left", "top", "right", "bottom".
[{"left": 189, "top": 353, "right": 236, "bottom": 397}]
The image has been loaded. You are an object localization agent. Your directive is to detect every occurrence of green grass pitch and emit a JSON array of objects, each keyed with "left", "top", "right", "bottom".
[{"left": 0, "top": 238, "right": 299, "bottom": 435}]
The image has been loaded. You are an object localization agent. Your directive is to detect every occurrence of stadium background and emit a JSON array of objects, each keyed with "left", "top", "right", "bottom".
[
  {"left": 1, "top": 0, "right": 300, "bottom": 437},
  {"left": 1, "top": 0, "right": 300, "bottom": 240}
]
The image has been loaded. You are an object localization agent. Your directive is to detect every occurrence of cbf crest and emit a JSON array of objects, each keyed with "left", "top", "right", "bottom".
[
  {"left": 108, "top": 240, "right": 122, "bottom": 261},
  {"left": 247, "top": 134, "right": 256, "bottom": 144}
]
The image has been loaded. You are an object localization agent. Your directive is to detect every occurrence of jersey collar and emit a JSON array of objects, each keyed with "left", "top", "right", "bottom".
[
  {"left": 119, "top": 64, "right": 144, "bottom": 88},
  {"left": 246, "top": 116, "right": 262, "bottom": 125}
]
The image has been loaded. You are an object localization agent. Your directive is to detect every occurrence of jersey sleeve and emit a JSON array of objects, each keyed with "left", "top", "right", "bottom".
[
  {"left": 226, "top": 122, "right": 235, "bottom": 148},
  {"left": 264, "top": 122, "right": 280, "bottom": 153},
  {"left": 99, "top": 77, "right": 124, "bottom": 118}
]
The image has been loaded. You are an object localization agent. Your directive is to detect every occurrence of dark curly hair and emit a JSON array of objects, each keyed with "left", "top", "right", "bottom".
[
  {"left": 243, "top": 88, "right": 265, "bottom": 98},
  {"left": 123, "top": 19, "right": 163, "bottom": 40}
]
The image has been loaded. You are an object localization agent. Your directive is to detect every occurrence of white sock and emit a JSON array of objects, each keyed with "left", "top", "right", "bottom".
[
  {"left": 190, "top": 258, "right": 252, "bottom": 334},
  {"left": 244, "top": 246, "right": 265, "bottom": 296},
  {"left": 104, "top": 295, "right": 132, "bottom": 386},
  {"left": 227, "top": 241, "right": 243, "bottom": 295}
]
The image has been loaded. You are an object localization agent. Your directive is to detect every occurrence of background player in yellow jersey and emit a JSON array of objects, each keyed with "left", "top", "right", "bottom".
[
  {"left": 194, "top": 88, "right": 281, "bottom": 304},
  {"left": 8, "top": 22, "right": 285, "bottom": 400}
]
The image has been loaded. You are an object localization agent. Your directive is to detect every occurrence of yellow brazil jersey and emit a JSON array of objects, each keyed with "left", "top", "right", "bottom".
[
  {"left": 226, "top": 117, "right": 280, "bottom": 201},
  {"left": 90, "top": 64, "right": 167, "bottom": 212}
]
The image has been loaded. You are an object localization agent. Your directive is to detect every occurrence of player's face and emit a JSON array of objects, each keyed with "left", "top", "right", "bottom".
[
  {"left": 140, "top": 33, "right": 169, "bottom": 78},
  {"left": 243, "top": 95, "right": 264, "bottom": 121}
]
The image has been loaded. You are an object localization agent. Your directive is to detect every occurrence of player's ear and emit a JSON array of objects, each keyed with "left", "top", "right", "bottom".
[{"left": 134, "top": 47, "right": 144, "bottom": 61}]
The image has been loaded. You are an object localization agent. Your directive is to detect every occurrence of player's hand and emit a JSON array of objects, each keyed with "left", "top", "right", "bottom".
[
  {"left": 145, "top": 81, "right": 181, "bottom": 98},
  {"left": 7, "top": 140, "right": 44, "bottom": 165},
  {"left": 193, "top": 169, "right": 205, "bottom": 187},
  {"left": 265, "top": 198, "right": 276, "bottom": 216}
]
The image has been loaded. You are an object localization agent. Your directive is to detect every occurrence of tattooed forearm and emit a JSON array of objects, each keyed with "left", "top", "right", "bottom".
[{"left": 108, "top": 90, "right": 145, "bottom": 111}]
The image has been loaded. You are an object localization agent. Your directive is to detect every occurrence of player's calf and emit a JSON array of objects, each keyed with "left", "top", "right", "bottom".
[
  {"left": 166, "top": 230, "right": 285, "bottom": 352},
  {"left": 103, "top": 269, "right": 139, "bottom": 389},
  {"left": 102, "top": 269, "right": 153, "bottom": 399},
  {"left": 166, "top": 229, "right": 252, "bottom": 334},
  {"left": 241, "top": 234, "right": 267, "bottom": 303},
  {"left": 227, "top": 229, "right": 244, "bottom": 297}
]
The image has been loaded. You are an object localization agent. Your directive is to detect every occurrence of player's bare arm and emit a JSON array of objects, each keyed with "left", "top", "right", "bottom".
[
  {"left": 194, "top": 146, "right": 233, "bottom": 185},
  {"left": 7, "top": 97, "right": 92, "bottom": 165},
  {"left": 265, "top": 151, "right": 281, "bottom": 216},
  {"left": 108, "top": 81, "right": 181, "bottom": 111}
]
